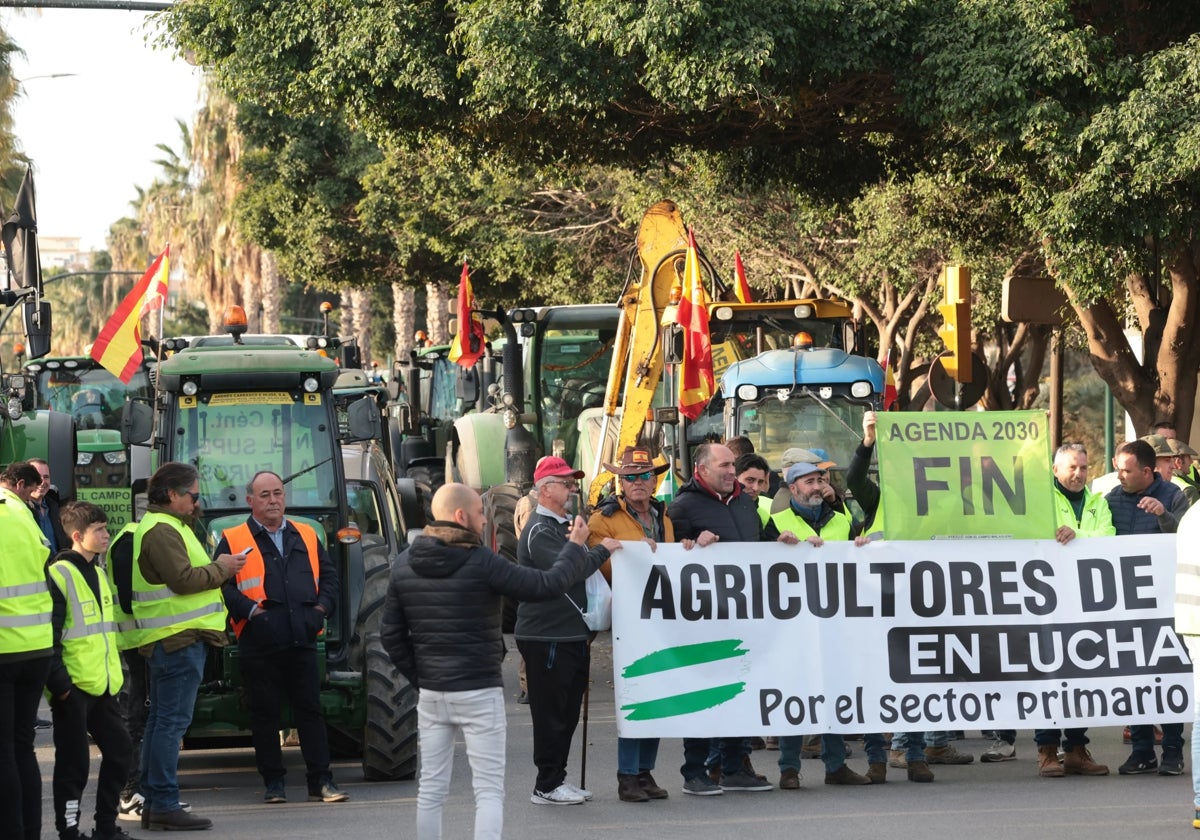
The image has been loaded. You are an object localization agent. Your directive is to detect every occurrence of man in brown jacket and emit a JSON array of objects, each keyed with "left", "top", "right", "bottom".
[
  {"left": 587, "top": 446, "right": 703, "bottom": 803},
  {"left": 133, "top": 462, "right": 245, "bottom": 831}
]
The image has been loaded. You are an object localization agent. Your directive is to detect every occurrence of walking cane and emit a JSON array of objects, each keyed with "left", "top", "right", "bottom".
[{"left": 580, "top": 635, "right": 593, "bottom": 789}]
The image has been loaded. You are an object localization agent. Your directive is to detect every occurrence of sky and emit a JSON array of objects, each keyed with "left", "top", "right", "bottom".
[{"left": 4, "top": 7, "right": 202, "bottom": 252}]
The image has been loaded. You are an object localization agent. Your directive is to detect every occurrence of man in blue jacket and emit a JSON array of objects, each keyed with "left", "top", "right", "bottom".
[{"left": 1106, "top": 439, "right": 1189, "bottom": 777}]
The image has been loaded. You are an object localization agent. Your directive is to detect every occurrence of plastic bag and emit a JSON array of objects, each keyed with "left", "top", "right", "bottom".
[{"left": 576, "top": 570, "right": 612, "bottom": 632}]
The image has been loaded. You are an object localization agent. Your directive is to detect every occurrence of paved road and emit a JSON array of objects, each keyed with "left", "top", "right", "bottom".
[{"left": 37, "top": 633, "right": 1197, "bottom": 839}]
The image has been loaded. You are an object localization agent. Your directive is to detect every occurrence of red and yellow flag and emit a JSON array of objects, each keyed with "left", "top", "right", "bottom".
[
  {"left": 733, "top": 250, "right": 753, "bottom": 304},
  {"left": 447, "top": 260, "right": 485, "bottom": 368},
  {"left": 90, "top": 246, "right": 169, "bottom": 383},
  {"left": 675, "top": 227, "right": 714, "bottom": 420},
  {"left": 882, "top": 347, "right": 898, "bottom": 411}
]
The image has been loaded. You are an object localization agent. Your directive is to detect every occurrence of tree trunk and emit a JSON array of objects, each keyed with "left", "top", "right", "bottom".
[
  {"left": 426, "top": 282, "right": 449, "bottom": 345},
  {"left": 351, "top": 286, "right": 372, "bottom": 365},
  {"left": 260, "top": 251, "right": 281, "bottom": 335},
  {"left": 340, "top": 288, "right": 355, "bottom": 338},
  {"left": 393, "top": 282, "right": 415, "bottom": 361}
]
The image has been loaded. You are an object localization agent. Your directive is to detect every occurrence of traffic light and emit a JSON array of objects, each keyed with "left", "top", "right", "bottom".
[{"left": 937, "top": 265, "right": 973, "bottom": 383}]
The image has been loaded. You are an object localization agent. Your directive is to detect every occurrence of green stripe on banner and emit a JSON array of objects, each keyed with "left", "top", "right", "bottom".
[
  {"left": 621, "top": 639, "right": 747, "bottom": 678},
  {"left": 622, "top": 683, "right": 746, "bottom": 720}
]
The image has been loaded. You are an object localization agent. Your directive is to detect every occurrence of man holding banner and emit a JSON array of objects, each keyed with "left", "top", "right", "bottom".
[
  {"left": 765, "top": 460, "right": 882, "bottom": 787},
  {"left": 1106, "top": 439, "right": 1189, "bottom": 777},
  {"left": 666, "top": 443, "right": 767, "bottom": 795},
  {"left": 1019, "top": 442, "right": 1114, "bottom": 777}
]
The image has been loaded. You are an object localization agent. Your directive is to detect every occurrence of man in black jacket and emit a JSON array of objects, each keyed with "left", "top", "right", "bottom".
[
  {"left": 667, "top": 443, "right": 770, "bottom": 796},
  {"left": 216, "top": 471, "right": 344, "bottom": 805},
  {"left": 382, "top": 483, "right": 617, "bottom": 840}
]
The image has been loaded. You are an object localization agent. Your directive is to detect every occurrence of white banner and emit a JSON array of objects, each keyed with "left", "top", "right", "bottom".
[{"left": 611, "top": 535, "right": 1190, "bottom": 737}]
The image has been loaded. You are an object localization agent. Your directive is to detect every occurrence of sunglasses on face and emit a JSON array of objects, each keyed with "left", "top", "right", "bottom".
[{"left": 621, "top": 471, "right": 657, "bottom": 483}]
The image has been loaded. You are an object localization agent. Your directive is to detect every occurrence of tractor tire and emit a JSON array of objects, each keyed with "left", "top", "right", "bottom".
[
  {"left": 348, "top": 541, "right": 392, "bottom": 674},
  {"left": 405, "top": 462, "right": 444, "bottom": 526},
  {"left": 482, "top": 483, "right": 524, "bottom": 633},
  {"left": 362, "top": 631, "right": 418, "bottom": 781}
]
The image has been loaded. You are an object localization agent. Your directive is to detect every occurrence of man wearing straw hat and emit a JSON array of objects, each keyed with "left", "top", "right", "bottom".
[{"left": 588, "top": 446, "right": 697, "bottom": 803}]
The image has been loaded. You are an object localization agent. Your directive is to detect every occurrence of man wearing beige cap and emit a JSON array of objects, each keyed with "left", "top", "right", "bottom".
[{"left": 1167, "top": 438, "right": 1200, "bottom": 505}]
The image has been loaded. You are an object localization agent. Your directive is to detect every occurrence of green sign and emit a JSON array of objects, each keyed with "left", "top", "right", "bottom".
[
  {"left": 876, "top": 410, "right": 1054, "bottom": 539},
  {"left": 77, "top": 487, "right": 133, "bottom": 534}
]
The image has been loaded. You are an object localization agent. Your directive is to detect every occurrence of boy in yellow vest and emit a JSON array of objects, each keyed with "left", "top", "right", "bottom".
[{"left": 47, "top": 501, "right": 132, "bottom": 840}]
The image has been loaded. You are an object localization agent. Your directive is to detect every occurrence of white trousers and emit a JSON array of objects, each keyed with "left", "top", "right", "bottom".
[{"left": 416, "top": 686, "right": 507, "bottom": 840}]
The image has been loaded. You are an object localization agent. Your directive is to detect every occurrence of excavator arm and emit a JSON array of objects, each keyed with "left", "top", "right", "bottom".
[{"left": 587, "top": 200, "right": 693, "bottom": 505}]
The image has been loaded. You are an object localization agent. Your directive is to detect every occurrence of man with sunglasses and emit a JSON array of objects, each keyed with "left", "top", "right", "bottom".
[
  {"left": 588, "top": 446, "right": 698, "bottom": 803},
  {"left": 516, "top": 456, "right": 617, "bottom": 806},
  {"left": 132, "top": 462, "right": 247, "bottom": 831}
]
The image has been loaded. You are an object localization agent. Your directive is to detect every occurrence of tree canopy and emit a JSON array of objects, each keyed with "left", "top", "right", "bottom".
[{"left": 162, "top": 1, "right": 1200, "bottom": 429}]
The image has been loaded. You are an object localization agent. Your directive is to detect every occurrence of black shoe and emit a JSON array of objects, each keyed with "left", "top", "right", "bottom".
[
  {"left": 145, "top": 808, "right": 213, "bottom": 831},
  {"left": 35, "top": 717, "right": 52, "bottom": 729},
  {"left": 517, "top": 691, "right": 529, "bottom": 705},
  {"left": 308, "top": 780, "right": 348, "bottom": 803},
  {"left": 264, "top": 779, "right": 287, "bottom": 803},
  {"left": 1117, "top": 751, "right": 1158, "bottom": 775},
  {"left": 91, "top": 828, "right": 135, "bottom": 840},
  {"left": 1159, "top": 751, "right": 1185, "bottom": 776}
]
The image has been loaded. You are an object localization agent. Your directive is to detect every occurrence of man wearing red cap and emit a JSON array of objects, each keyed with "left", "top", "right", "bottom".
[{"left": 516, "top": 456, "right": 618, "bottom": 806}]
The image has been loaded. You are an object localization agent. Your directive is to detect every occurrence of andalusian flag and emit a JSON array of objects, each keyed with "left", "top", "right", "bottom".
[
  {"left": 733, "top": 250, "right": 753, "bottom": 303},
  {"left": 90, "top": 246, "right": 169, "bottom": 383},
  {"left": 674, "top": 227, "right": 714, "bottom": 421},
  {"left": 447, "top": 260, "right": 485, "bottom": 368}
]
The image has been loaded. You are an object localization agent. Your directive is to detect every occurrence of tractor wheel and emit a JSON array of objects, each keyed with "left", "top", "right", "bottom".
[
  {"left": 361, "top": 631, "right": 418, "bottom": 781},
  {"left": 482, "top": 483, "right": 524, "bottom": 633},
  {"left": 348, "top": 541, "right": 392, "bottom": 673}
]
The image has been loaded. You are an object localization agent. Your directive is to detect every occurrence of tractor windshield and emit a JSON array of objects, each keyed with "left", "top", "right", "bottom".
[
  {"left": 172, "top": 391, "right": 339, "bottom": 513},
  {"left": 536, "top": 331, "right": 615, "bottom": 458},
  {"left": 732, "top": 395, "right": 869, "bottom": 476},
  {"left": 31, "top": 362, "right": 152, "bottom": 431}
]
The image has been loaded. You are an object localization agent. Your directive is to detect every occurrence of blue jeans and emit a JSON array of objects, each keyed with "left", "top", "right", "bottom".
[
  {"left": 1130, "top": 723, "right": 1184, "bottom": 756},
  {"left": 617, "top": 738, "right": 659, "bottom": 776},
  {"left": 1034, "top": 728, "right": 1089, "bottom": 748},
  {"left": 141, "top": 641, "right": 207, "bottom": 813},
  {"left": 891, "top": 732, "right": 931, "bottom": 763},
  {"left": 681, "top": 738, "right": 746, "bottom": 780},
  {"left": 778, "top": 734, "right": 886, "bottom": 772}
]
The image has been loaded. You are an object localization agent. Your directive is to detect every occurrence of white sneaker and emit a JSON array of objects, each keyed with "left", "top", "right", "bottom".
[
  {"left": 531, "top": 784, "right": 586, "bottom": 805},
  {"left": 117, "top": 792, "right": 143, "bottom": 822},
  {"left": 563, "top": 782, "right": 593, "bottom": 801},
  {"left": 981, "top": 739, "right": 1017, "bottom": 762}
]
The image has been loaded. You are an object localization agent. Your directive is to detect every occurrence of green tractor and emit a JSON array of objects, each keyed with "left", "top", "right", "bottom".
[
  {"left": 23, "top": 354, "right": 153, "bottom": 532},
  {"left": 123, "top": 312, "right": 420, "bottom": 780}
]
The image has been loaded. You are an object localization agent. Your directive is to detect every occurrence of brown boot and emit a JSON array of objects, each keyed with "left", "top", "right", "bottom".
[
  {"left": 824, "top": 764, "right": 872, "bottom": 785},
  {"left": 866, "top": 762, "right": 887, "bottom": 784},
  {"left": 1063, "top": 745, "right": 1109, "bottom": 776},
  {"left": 618, "top": 774, "right": 649, "bottom": 802},
  {"left": 636, "top": 771, "right": 669, "bottom": 799},
  {"left": 1038, "top": 744, "right": 1065, "bottom": 778},
  {"left": 906, "top": 760, "right": 934, "bottom": 782}
]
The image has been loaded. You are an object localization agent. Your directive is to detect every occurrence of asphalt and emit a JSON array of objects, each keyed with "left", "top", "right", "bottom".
[{"left": 34, "top": 632, "right": 1199, "bottom": 839}]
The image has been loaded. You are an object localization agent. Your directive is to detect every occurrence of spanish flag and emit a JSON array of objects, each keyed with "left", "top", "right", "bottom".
[
  {"left": 447, "top": 260, "right": 485, "bottom": 368},
  {"left": 733, "top": 250, "right": 753, "bottom": 304},
  {"left": 675, "top": 228, "right": 714, "bottom": 421},
  {"left": 90, "top": 246, "right": 169, "bottom": 383},
  {"left": 882, "top": 347, "right": 898, "bottom": 411}
]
